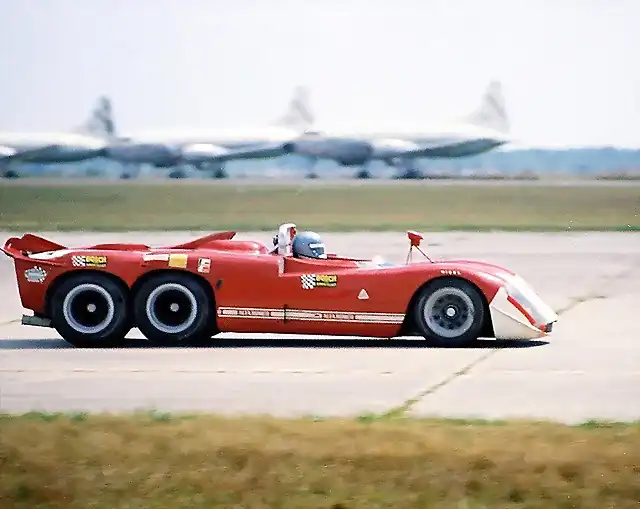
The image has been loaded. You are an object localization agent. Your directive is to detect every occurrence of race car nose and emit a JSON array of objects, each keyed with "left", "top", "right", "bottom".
[{"left": 539, "top": 322, "right": 554, "bottom": 333}]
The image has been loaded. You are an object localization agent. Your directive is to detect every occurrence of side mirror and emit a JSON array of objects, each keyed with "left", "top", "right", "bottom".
[
  {"left": 405, "top": 230, "right": 432, "bottom": 264},
  {"left": 407, "top": 230, "right": 423, "bottom": 247}
]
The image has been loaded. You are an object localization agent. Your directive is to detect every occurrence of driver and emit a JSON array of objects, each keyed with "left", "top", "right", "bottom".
[{"left": 292, "top": 231, "right": 327, "bottom": 259}]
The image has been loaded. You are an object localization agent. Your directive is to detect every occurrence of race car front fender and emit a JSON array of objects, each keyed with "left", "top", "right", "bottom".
[{"left": 488, "top": 286, "right": 557, "bottom": 340}]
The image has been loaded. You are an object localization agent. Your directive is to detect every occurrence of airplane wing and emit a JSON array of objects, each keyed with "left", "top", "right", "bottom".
[
  {"left": 180, "top": 142, "right": 292, "bottom": 164},
  {"left": 369, "top": 139, "right": 452, "bottom": 160},
  {"left": 0, "top": 145, "right": 60, "bottom": 162},
  {"left": 212, "top": 142, "right": 291, "bottom": 162},
  {"left": 370, "top": 138, "right": 504, "bottom": 160}
]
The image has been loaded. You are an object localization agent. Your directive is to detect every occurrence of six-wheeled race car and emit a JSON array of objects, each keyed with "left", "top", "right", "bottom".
[{"left": 2, "top": 223, "right": 558, "bottom": 348}]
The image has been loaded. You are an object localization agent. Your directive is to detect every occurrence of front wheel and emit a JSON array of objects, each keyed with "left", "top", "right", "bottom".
[
  {"left": 413, "top": 277, "right": 486, "bottom": 348},
  {"left": 133, "top": 272, "right": 214, "bottom": 346},
  {"left": 49, "top": 273, "right": 131, "bottom": 348}
]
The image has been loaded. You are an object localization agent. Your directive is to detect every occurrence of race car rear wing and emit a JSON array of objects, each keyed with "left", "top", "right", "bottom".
[{"left": 2, "top": 234, "right": 67, "bottom": 259}]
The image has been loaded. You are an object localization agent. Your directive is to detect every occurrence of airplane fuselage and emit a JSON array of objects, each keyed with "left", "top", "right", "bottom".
[
  {"left": 105, "top": 126, "right": 299, "bottom": 167},
  {"left": 289, "top": 122, "right": 509, "bottom": 166}
]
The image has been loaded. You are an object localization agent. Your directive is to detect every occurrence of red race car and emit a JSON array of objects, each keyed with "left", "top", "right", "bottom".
[{"left": 2, "top": 223, "right": 558, "bottom": 348}]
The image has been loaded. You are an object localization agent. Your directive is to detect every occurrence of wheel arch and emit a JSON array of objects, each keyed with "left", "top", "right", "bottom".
[
  {"left": 129, "top": 269, "right": 218, "bottom": 327},
  {"left": 399, "top": 275, "right": 495, "bottom": 338},
  {"left": 44, "top": 269, "right": 131, "bottom": 318}
]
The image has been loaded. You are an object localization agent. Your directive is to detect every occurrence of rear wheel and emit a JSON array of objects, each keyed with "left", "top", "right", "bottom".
[
  {"left": 134, "top": 272, "right": 214, "bottom": 346},
  {"left": 413, "top": 277, "right": 485, "bottom": 347},
  {"left": 49, "top": 273, "right": 131, "bottom": 348}
]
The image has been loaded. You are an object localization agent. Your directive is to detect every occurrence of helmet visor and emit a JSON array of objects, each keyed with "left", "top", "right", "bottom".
[{"left": 308, "top": 242, "right": 327, "bottom": 259}]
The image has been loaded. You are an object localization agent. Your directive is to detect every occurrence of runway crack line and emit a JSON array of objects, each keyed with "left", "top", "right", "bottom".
[
  {"left": 554, "top": 264, "right": 635, "bottom": 315},
  {"left": 381, "top": 349, "right": 499, "bottom": 419}
]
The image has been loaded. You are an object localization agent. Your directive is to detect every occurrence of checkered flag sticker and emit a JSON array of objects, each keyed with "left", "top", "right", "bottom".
[
  {"left": 301, "top": 274, "right": 316, "bottom": 289},
  {"left": 72, "top": 255, "right": 86, "bottom": 267}
]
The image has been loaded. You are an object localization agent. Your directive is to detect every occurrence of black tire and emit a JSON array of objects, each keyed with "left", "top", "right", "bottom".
[
  {"left": 168, "top": 169, "right": 187, "bottom": 179},
  {"left": 2, "top": 169, "right": 20, "bottom": 179},
  {"left": 413, "top": 277, "right": 486, "bottom": 348},
  {"left": 133, "top": 272, "right": 214, "bottom": 347},
  {"left": 49, "top": 273, "right": 131, "bottom": 348}
]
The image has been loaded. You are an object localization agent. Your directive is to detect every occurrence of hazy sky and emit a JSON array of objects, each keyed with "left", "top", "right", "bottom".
[{"left": 1, "top": 0, "right": 639, "bottom": 148}]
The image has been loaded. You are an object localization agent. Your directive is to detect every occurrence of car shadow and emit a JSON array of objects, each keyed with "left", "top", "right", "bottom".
[{"left": 0, "top": 337, "right": 549, "bottom": 350}]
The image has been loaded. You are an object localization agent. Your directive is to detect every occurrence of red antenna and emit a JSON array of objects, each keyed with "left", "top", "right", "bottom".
[{"left": 406, "top": 231, "right": 433, "bottom": 264}]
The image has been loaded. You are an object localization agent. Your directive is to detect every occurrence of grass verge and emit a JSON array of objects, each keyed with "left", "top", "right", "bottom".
[
  {"left": 1, "top": 412, "right": 639, "bottom": 509},
  {"left": 1, "top": 180, "right": 639, "bottom": 231}
]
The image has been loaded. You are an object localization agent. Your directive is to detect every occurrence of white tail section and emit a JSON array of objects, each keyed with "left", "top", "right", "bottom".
[
  {"left": 72, "top": 95, "right": 116, "bottom": 138},
  {"left": 273, "top": 86, "right": 314, "bottom": 131},
  {"left": 466, "top": 80, "right": 509, "bottom": 133}
]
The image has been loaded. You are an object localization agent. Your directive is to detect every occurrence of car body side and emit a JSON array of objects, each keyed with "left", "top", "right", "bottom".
[{"left": 3, "top": 233, "right": 554, "bottom": 340}]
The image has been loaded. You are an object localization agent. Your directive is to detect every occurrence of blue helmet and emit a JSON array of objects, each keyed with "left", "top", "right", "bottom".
[{"left": 292, "top": 231, "right": 326, "bottom": 259}]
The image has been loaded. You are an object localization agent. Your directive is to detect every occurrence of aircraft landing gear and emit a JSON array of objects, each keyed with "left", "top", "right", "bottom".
[
  {"left": 387, "top": 158, "right": 424, "bottom": 179},
  {"left": 0, "top": 163, "right": 19, "bottom": 178},
  {"left": 119, "top": 163, "right": 142, "bottom": 179},
  {"left": 168, "top": 168, "right": 187, "bottom": 179},
  {"left": 354, "top": 162, "right": 372, "bottom": 179}
]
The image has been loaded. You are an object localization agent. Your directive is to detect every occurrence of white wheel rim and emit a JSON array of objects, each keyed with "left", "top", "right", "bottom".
[
  {"left": 423, "top": 286, "right": 475, "bottom": 339},
  {"left": 62, "top": 283, "right": 115, "bottom": 335},
  {"left": 145, "top": 283, "right": 198, "bottom": 334}
]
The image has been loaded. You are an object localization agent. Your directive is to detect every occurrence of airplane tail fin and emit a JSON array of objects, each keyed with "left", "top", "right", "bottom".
[
  {"left": 272, "top": 86, "right": 315, "bottom": 131},
  {"left": 466, "top": 80, "right": 510, "bottom": 133},
  {"left": 72, "top": 95, "right": 117, "bottom": 139}
]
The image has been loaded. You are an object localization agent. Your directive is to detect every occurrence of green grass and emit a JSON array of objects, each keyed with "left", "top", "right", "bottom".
[
  {"left": 1, "top": 180, "right": 639, "bottom": 231},
  {"left": 1, "top": 411, "right": 639, "bottom": 509}
]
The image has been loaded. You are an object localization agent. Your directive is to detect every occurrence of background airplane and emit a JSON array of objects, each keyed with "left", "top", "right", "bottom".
[
  {"left": 102, "top": 87, "right": 315, "bottom": 178},
  {"left": 0, "top": 97, "right": 114, "bottom": 178},
  {"left": 282, "top": 80, "right": 511, "bottom": 177}
]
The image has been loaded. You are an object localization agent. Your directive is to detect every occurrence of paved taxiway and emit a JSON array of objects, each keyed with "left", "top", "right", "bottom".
[{"left": 1, "top": 231, "right": 639, "bottom": 423}]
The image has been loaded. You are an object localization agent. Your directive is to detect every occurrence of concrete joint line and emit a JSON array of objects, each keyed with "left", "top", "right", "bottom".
[
  {"left": 556, "top": 265, "right": 635, "bottom": 316},
  {"left": 382, "top": 349, "right": 499, "bottom": 418}
]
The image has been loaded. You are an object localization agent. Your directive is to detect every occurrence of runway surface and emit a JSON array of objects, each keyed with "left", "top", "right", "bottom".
[{"left": 1, "top": 231, "right": 639, "bottom": 423}]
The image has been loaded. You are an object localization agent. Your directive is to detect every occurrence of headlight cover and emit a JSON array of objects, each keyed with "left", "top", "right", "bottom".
[{"left": 503, "top": 274, "right": 558, "bottom": 328}]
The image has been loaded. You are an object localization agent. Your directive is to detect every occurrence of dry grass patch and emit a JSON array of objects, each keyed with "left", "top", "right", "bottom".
[
  {"left": 1, "top": 412, "right": 639, "bottom": 509},
  {"left": 1, "top": 180, "right": 639, "bottom": 231}
]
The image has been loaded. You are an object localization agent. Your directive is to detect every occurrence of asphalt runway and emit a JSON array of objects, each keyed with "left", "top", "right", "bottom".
[{"left": 1, "top": 231, "right": 639, "bottom": 423}]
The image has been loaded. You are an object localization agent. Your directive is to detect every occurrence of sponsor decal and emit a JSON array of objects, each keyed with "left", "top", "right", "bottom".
[
  {"left": 440, "top": 269, "right": 461, "bottom": 276},
  {"left": 197, "top": 258, "right": 211, "bottom": 274},
  {"left": 300, "top": 273, "right": 338, "bottom": 289},
  {"left": 312, "top": 311, "right": 356, "bottom": 320},
  {"left": 168, "top": 253, "right": 188, "bottom": 268},
  {"left": 24, "top": 266, "right": 47, "bottom": 283},
  {"left": 219, "top": 308, "right": 281, "bottom": 319},
  {"left": 72, "top": 255, "right": 107, "bottom": 268},
  {"left": 142, "top": 253, "right": 170, "bottom": 262},
  {"left": 217, "top": 306, "right": 404, "bottom": 324}
]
